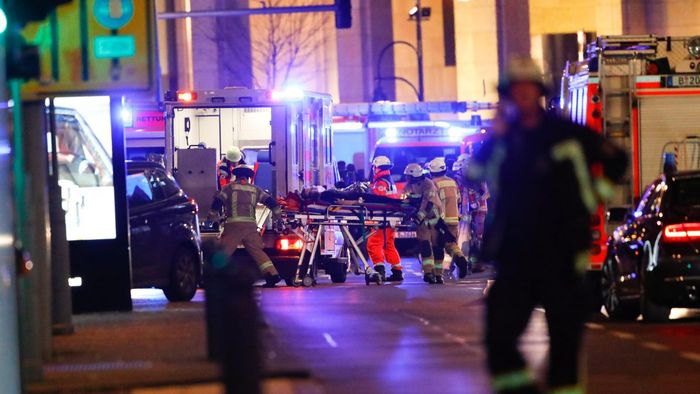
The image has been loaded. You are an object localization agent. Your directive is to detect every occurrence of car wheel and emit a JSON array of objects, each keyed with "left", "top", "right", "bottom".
[
  {"left": 601, "top": 254, "right": 639, "bottom": 320},
  {"left": 163, "top": 246, "right": 200, "bottom": 302}
]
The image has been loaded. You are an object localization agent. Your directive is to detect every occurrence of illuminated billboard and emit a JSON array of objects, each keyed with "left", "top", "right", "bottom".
[{"left": 53, "top": 96, "right": 115, "bottom": 241}]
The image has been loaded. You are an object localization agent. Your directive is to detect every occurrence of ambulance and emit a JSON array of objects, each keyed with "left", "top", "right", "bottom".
[
  {"left": 561, "top": 35, "right": 700, "bottom": 298},
  {"left": 162, "top": 87, "right": 337, "bottom": 281}
]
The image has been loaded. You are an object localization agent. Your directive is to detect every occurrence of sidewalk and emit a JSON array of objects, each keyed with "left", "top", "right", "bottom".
[{"left": 25, "top": 289, "right": 322, "bottom": 394}]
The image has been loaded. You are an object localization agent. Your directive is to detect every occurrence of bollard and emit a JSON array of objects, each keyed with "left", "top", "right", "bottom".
[{"left": 203, "top": 241, "right": 262, "bottom": 394}]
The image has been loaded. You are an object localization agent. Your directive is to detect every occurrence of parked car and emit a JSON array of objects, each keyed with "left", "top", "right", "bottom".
[
  {"left": 602, "top": 171, "right": 700, "bottom": 322},
  {"left": 127, "top": 161, "right": 202, "bottom": 301}
]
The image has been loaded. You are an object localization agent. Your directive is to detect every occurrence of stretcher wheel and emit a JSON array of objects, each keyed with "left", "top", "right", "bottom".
[{"left": 302, "top": 275, "right": 314, "bottom": 287}]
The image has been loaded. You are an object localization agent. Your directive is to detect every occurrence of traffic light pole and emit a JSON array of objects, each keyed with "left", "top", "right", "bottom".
[
  {"left": 0, "top": 8, "right": 23, "bottom": 391},
  {"left": 415, "top": 0, "right": 425, "bottom": 102}
]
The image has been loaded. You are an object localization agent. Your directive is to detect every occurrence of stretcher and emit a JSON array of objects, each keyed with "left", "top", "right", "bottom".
[{"left": 283, "top": 201, "right": 416, "bottom": 287}]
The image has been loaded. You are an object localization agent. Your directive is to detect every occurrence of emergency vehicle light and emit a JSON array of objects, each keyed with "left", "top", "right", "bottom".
[
  {"left": 368, "top": 120, "right": 450, "bottom": 129},
  {"left": 332, "top": 121, "right": 364, "bottom": 131},
  {"left": 276, "top": 237, "right": 304, "bottom": 251},
  {"left": 385, "top": 127, "right": 398, "bottom": 140},
  {"left": 177, "top": 91, "right": 197, "bottom": 102},
  {"left": 271, "top": 87, "right": 305, "bottom": 101}
]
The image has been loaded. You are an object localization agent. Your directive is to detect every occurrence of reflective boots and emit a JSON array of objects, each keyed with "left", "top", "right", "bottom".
[
  {"left": 423, "top": 272, "right": 437, "bottom": 284},
  {"left": 455, "top": 255, "right": 472, "bottom": 279},
  {"left": 374, "top": 264, "right": 386, "bottom": 281},
  {"left": 263, "top": 273, "right": 281, "bottom": 288},
  {"left": 385, "top": 268, "right": 404, "bottom": 282}
]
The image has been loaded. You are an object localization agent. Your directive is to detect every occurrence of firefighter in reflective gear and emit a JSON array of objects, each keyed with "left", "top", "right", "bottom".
[
  {"left": 452, "top": 154, "right": 472, "bottom": 257},
  {"left": 367, "top": 156, "right": 403, "bottom": 282},
  {"left": 428, "top": 157, "right": 471, "bottom": 280},
  {"left": 465, "top": 56, "right": 627, "bottom": 394},
  {"left": 403, "top": 163, "right": 444, "bottom": 284},
  {"left": 210, "top": 164, "right": 283, "bottom": 287},
  {"left": 217, "top": 146, "right": 244, "bottom": 189}
]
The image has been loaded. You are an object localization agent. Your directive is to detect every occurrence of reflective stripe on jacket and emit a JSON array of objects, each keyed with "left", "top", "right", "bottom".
[{"left": 433, "top": 175, "right": 460, "bottom": 224}]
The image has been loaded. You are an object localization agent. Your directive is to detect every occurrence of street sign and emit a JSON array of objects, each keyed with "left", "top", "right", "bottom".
[
  {"left": 94, "top": 35, "right": 136, "bottom": 58},
  {"left": 94, "top": 0, "right": 135, "bottom": 30},
  {"left": 20, "top": 0, "right": 156, "bottom": 99}
]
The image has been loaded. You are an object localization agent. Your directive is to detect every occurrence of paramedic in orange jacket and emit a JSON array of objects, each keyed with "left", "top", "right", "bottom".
[{"left": 366, "top": 156, "right": 403, "bottom": 282}]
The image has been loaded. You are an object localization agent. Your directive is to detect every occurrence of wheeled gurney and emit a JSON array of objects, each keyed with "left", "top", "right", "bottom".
[{"left": 282, "top": 194, "right": 417, "bottom": 287}]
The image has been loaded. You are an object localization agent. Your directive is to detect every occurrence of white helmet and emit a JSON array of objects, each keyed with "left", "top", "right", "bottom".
[
  {"left": 452, "top": 153, "right": 468, "bottom": 172},
  {"left": 428, "top": 157, "right": 447, "bottom": 174},
  {"left": 225, "top": 146, "right": 243, "bottom": 163},
  {"left": 403, "top": 163, "right": 424, "bottom": 178},
  {"left": 372, "top": 156, "right": 392, "bottom": 168}
]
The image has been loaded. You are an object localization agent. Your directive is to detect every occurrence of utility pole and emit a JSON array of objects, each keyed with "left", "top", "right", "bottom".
[{"left": 415, "top": 0, "right": 425, "bottom": 101}]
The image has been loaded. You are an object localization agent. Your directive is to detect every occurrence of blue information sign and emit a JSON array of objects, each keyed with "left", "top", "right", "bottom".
[{"left": 93, "top": 0, "right": 135, "bottom": 30}]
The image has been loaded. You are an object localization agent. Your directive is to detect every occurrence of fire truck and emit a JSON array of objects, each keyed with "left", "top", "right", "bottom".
[
  {"left": 162, "top": 87, "right": 336, "bottom": 281},
  {"left": 561, "top": 35, "right": 700, "bottom": 295}
]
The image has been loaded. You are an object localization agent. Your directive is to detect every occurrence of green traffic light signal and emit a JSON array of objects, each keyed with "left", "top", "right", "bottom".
[{"left": 0, "top": 9, "right": 7, "bottom": 34}]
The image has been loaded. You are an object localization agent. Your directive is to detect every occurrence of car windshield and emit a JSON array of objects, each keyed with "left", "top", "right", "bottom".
[
  {"left": 374, "top": 145, "right": 460, "bottom": 180},
  {"left": 667, "top": 177, "right": 700, "bottom": 208}
]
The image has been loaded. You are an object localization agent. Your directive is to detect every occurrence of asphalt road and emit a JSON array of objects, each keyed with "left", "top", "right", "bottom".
[
  {"left": 38, "top": 257, "right": 700, "bottom": 394},
  {"left": 260, "top": 258, "right": 700, "bottom": 394}
]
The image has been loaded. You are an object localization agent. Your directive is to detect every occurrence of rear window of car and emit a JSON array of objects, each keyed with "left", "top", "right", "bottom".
[
  {"left": 667, "top": 177, "right": 700, "bottom": 208},
  {"left": 126, "top": 172, "right": 153, "bottom": 206}
]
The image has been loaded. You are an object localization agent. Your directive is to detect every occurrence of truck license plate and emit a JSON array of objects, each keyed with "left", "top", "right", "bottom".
[{"left": 668, "top": 75, "right": 700, "bottom": 88}]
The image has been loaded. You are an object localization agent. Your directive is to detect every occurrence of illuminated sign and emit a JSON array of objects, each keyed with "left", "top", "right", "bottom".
[
  {"left": 398, "top": 128, "right": 448, "bottom": 137},
  {"left": 94, "top": 35, "right": 136, "bottom": 59},
  {"left": 128, "top": 110, "right": 164, "bottom": 132},
  {"left": 54, "top": 96, "right": 116, "bottom": 241}
]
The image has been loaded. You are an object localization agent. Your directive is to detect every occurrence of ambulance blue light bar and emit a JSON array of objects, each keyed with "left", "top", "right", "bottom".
[{"left": 368, "top": 120, "right": 450, "bottom": 129}]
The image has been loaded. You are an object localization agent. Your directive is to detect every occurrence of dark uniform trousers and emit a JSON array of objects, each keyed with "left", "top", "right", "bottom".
[{"left": 486, "top": 250, "right": 587, "bottom": 391}]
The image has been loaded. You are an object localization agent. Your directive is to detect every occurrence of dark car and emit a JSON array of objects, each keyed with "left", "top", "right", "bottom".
[
  {"left": 602, "top": 171, "right": 700, "bottom": 322},
  {"left": 127, "top": 161, "right": 203, "bottom": 301}
]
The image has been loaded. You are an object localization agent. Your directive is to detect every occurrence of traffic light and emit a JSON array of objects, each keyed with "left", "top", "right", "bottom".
[
  {"left": 3, "top": 0, "right": 72, "bottom": 80},
  {"left": 5, "top": 0, "right": 72, "bottom": 28},
  {"left": 335, "top": 0, "right": 351, "bottom": 29}
]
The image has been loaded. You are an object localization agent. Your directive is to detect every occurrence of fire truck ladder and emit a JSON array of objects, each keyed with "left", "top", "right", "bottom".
[{"left": 597, "top": 35, "right": 658, "bottom": 204}]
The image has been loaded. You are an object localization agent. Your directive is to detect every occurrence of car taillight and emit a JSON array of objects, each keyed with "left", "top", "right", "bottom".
[
  {"left": 276, "top": 237, "right": 304, "bottom": 251},
  {"left": 663, "top": 223, "right": 700, "bottom": 243}
]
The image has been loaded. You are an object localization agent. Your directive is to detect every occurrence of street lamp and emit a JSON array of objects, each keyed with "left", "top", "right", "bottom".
[{"left": 373, "top": 1, "right": 428, "bottom": 102}]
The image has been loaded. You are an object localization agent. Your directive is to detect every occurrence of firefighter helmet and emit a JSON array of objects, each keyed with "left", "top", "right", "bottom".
[
  {"left": 452, "top": 153, "right": 468, "bottom": 172},
  {"left": 403, "top": 163, "right": 424, "bottom": 178},
  {"left": 498, "top": 56, "right": 548, "bottom": 95},
  {"left": 232, "top": 164, "right": 255, "bottom": 179},
  {"left": 428, "top": 157, "right": 447, "bottom": 174},
  {"left": 372, "top": 155, "right": 393, "bottom": 169},
  {"left": 225, "top": 146, "right": 243, "bottom": 163}
]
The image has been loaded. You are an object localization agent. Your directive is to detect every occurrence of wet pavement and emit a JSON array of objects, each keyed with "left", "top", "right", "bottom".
[{"left": 28, "top": 258, "right": 700, "bottom": 393}]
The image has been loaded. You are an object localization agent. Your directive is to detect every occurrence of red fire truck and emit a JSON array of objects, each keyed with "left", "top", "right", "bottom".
[{"left": 561, "top": 35, "right": 700, "bottom": 295}]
